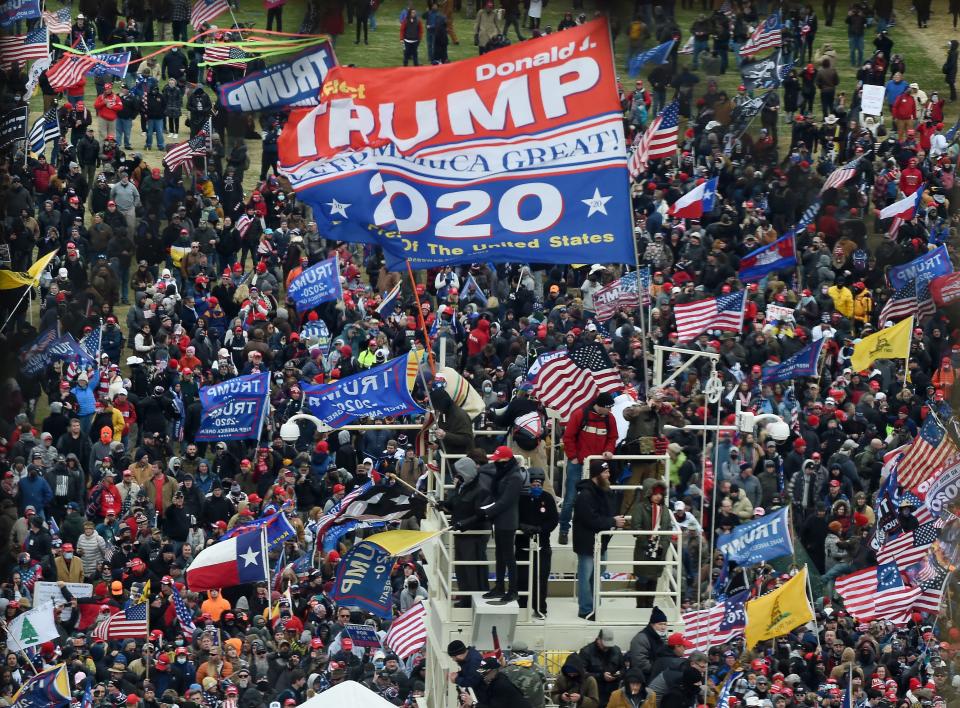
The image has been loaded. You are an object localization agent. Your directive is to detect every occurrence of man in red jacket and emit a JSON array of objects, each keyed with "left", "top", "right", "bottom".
[
  {"left": 94, "top": 83, "right": 123, "bottom": 141},
  {"left": 899, "top": 156, "right": 923, "bottom": 195},
  {"left": 559, "top": 391, "right": 618, "bottom": 545},
  {"left": 892, "top": 89, "right": 916, "bottom": 141}
]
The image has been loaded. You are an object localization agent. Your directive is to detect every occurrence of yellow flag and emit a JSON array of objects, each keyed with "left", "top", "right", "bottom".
[
  {"left": 744, "top": 567, "right": 813, "bottom": 648},
  {"left": 365, "top": 529, "right": 442, "bottom": 556},
  {"left": 0, "top": 250, "right": 58, "bottom": 290},
  {"left": 170, "top": 245, "right": 190, "bottom": 270},
  {"left": 850, "top": 316, "right": 913, "bottom": 372},
  {"left": 139, "top": 580, "right": 151, "bottom": 604}
]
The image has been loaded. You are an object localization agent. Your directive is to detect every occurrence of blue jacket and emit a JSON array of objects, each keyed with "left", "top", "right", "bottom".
[
  {"left": 454, "top": 647, "right": 485, "bottom": 691},
  {"left": 19, "top": 474, "right": 53, "bottom": 514},
  {"left": 72, "top": 371, "right": 101, "bottom": 416}
]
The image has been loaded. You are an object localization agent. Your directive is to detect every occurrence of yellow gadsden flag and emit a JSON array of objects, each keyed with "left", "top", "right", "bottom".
[
  {"left": 0, "top": 250, "right": 58, "bottom": 290},
  {"left": 850, "top": 316, "right": 914, "bottom": 373},
  {"left": 744, "top": 567, "right": 814, "bottom": 648}
]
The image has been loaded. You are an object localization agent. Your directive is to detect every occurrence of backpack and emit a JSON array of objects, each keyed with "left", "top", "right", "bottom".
[
  {"left": 502, "top": 663, "right": 545, "bottom": 708},
  {"left": 512, "top": 411, "right": 545, "bottom": 451}
]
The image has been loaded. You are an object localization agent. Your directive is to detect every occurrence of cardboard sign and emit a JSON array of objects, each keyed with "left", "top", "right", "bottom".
[
  {"left": 861, "top": 84, "right": 885, "bottom": 116},
  {"left": 34, "top": 581, "right": 92, "bottom": 608}
]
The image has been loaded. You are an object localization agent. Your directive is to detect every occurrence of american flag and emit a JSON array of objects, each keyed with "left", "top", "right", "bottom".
[
  {"left": 163, "top": 134, "right": 207, "bottom": 171},
  {"left": 385, "top": 601, "right": 427, "bottom": 659},
  {"left": 79, "top": 325, "right": 101, "bottom": 360},
  {"left": 878, "top": 521, "right": 938, "bottom": 567},
  {"left": 739, "top": 12, "right": 782, "bottom": 56},
  {"left": 593, "top": 272, "right": 641, "bottom": 321},
  {"left": 42, "top": 7, "right": 73, "bottom": 33},
  {"left": 835, "top": 562, "right": 919, "bottom": 623},
  {"left": 911, "top": 554, "right": 950, "bottom": 614},
  {"left": 674, "top": 291, "right": 746, "bottom": 342},
  {"left": 171, "top": 583, "right": 197, "bottom": 634},
  {"left": 680, "top": 591, "right": 748, "bottom": 654},
  {"left": 91, "top": 595, "right": 149, "bottom": 639},
  {"left": 204, "top": 46, "right": 248, "bottom": 69},
  {"left": 312, "top": 481, "right": 373, "bottom": 539},
  {"left": 192, "top": 0, "right": 230, "bottom": 28},
  {"left": 529, "top": 343, "right": 622, "bottom": 420},
  {"left": 896, "top": 404, "right": 956, "bottom": 491},
  {"left": 879, "top": 280, "right": 936, "bottom": 323},
  {"left": 0, "top": 27, "right": 49, "bottom": 66},
  {"left": 820, "top": 157, "right": 861, "bottom": 194},
  {"left": 235, "top": 214, "right": 253, "bottom": 237},
  {"left": 629, "top": 99, "right": 680, "bottom": 178},
  {"left": 46, "top": 53, "right": 99, "bottom": 91},
  {"left": 28, "top": 107, "right": 59, "bottom": 156}
]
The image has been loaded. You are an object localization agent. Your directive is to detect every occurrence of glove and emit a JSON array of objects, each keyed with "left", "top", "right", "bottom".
[
  {"left": 520, "top": 524, "right": 539, "bottom": 536},
  {"left": 452, "top": 521, "right": 465, "bottom": 532}
]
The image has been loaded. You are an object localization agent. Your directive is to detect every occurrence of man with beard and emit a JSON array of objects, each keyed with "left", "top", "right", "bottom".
[{"left": 573, "top": 459, "right": 625, "bottom": 621}]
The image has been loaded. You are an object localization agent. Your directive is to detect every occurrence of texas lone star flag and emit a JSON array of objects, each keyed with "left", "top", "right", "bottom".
[
  {"left": 278, "top": 19, "right": 633, "bottom": 270},
  {"left": 186, "top": 526, "right": 268, "bottom": 592}
]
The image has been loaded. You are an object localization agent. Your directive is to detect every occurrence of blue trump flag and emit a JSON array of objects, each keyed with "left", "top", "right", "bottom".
[
  {"left": 218, "top": 41, "right": 337, "bottom": 112},
  {"left": 301, "top": 319, "right": 331, "bottom": 354},
  {"left": 87, "top": 51, "right": 131, "bottom": 79},
  {"left": 27, "top": 334, "right": 97, "bottom": 376},
  {"left": 196, "top": 372, "right": 270, "bottom": 441},
  {"left": 628, "top": 39, "right": 675, "bottom": 76},
  {"left": 716, "top": 506, "right": 793, "bottom": 565},
  {"left": 302, "top": 351, "right": 424, "bottom": 427},
  {"left": 11, "top": 663, "right": 70, "bottom": 708},
  {"left": 331, "top": 540, "right": 395, "bottom": 619},
  {"left": 287, "top": 256, "right": 342, "bottom": 312},
  {"left": 888, "top": 245, "right": 953, "bottom": 291},
  {"left": 761, "top": 338, "right": 824, "bottom": 383},
  {"left": 0, "top": 0, "right": 40, "bottom": 26},
  {"left": 738, "top": 233, "right": 797, "bottom": 283},
  {"left": 222, "top": 510, "right": 296, "bottom": 550}
]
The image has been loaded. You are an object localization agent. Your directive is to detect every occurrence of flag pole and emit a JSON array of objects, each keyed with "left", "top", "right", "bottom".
[
  {"left": 262, "top": 523, "right": 271, "bottom": 591},
  {"left": 0, "top": 285, "right": 33, "bottom": 335},
  {"left": 144, "top": 589, "right": 151, "bottom": 683},
  {"left": 405, "top": 260, "right": 436, "bottom": 376},
  {"left": 903, "top": 315, "right": 914, "bottom": 393},
  {"left": 0, "top": 617, "right": 40, "bottom": 674}
]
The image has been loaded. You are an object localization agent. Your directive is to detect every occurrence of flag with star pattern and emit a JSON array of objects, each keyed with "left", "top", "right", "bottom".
[{"left": 528, "top": 343, "right": 622, "bottom": 420}]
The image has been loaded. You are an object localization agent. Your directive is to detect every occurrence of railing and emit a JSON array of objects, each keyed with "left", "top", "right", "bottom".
[{"left": 593, "top": 528, "right": 683, "bottom": 617}]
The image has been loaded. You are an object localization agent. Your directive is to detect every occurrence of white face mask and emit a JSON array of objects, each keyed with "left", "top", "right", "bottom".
[
  {"left": 176, "top": 656, "right": 187, "bottom": 664},
  {"left": 64, "top": 553, "right": 74, "bottom": 560}
]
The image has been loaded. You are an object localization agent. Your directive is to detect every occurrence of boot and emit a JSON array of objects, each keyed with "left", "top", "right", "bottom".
[{"left": 481, "top": 587, "right": 505, "bottom": 600}]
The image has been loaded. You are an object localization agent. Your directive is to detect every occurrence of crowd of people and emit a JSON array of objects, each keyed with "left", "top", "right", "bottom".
[{"left": 0, "top": 0, "right": 958, "bottom": 707}]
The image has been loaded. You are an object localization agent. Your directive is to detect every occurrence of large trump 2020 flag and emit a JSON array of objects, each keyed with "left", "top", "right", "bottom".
[{"left": 278, "top": 19, "right": 633, "bottom": 271}]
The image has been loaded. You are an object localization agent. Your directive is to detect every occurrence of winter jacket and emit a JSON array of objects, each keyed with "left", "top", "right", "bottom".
[
  {"left": 551, "top": 653, "right": 600, "bottom": 708},
  {"left": 572, "top": 478, "right": 617, "bottom": 556},
  {"left": 564, "top": 407, "right": 618, "bottom": 463},
  {"left": 482, "top": 460, "right": 524, "bottom": 531}
]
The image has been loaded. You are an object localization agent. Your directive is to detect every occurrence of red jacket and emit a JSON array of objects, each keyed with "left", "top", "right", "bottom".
[
  {"left": 467, "top": 319, "right": 490, "bottom": 357},
  {"left": 563, "top": 406, "right": 618, "bottom": 463},
  {"left": 94, "top": 92, "right": 122, "bottom": 121},
  {"left": 899, "top": 167, "right": 923, "bottom": 195},
  {"left": 892, "top": 92, "right": 916, "bottom": 121}
]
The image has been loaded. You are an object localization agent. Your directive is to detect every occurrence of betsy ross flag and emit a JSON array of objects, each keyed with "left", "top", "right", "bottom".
[
  {"left": 878, "top": 521, "right": 937, "bottom": 568},
  {"left": 385, "top": 601, "right": 428, "bottom": 659},
  {"left": 879, "top": 280, "right": 936, "bottom": 323},
  {"left": 42, "top": 7, "right": 72, "bottom": 33},
  {"left": 92, "top": 589, "right": 149, "bottom": 639},
  {"left": 739, "top": 12, "right": 782, "bottom": 56},
  {"left": 674, "top": 290, "right": 746, "bottom": 342},
  {"left": 163, "top": 134, "right": 207, "bottom": 171},
  {"left": 627, "top": 39, "right": 675, "bottom": 77},
  {"left": 46, "top": 53, "right": 98, "bottom": 91},
  {"left": 895, "top": 403, "right": 955, "bottom": 491},
  {"left": 192, "top": 0, "right": 230, "bottom": 28},
  {"left": 820, "top": 157, "right": 861, "bottom": 193},
  {"left": 0, "top": 26, "right": 48, "bottom": 65},
  {"left": 171, "top": 584, "right": 197, "bottom": 634},
  {"left": 28, "top": 106, "right": 59, "bottom": 157},
  {"left": 529, "top": 343, "right": 622, "bottom": 420},
  {"left": 835, "top": 562, "right": 919, "bottom": 623},
  {"left": 629, "top": 99, "right": 679, "bottom": 178},
  {"left": 204, "top": 45, "right": 248, "bottom": 69}
]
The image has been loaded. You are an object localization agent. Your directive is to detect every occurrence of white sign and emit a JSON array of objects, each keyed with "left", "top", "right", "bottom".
[
  {"left": 861, "top": 84, "right": 885, "bottom": 116},
  {"left": 33, "top": 581, "right": 93, "bottom": 609},
  {"left": 765, "top": 304, "right": 795, "bottom": 323}
]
